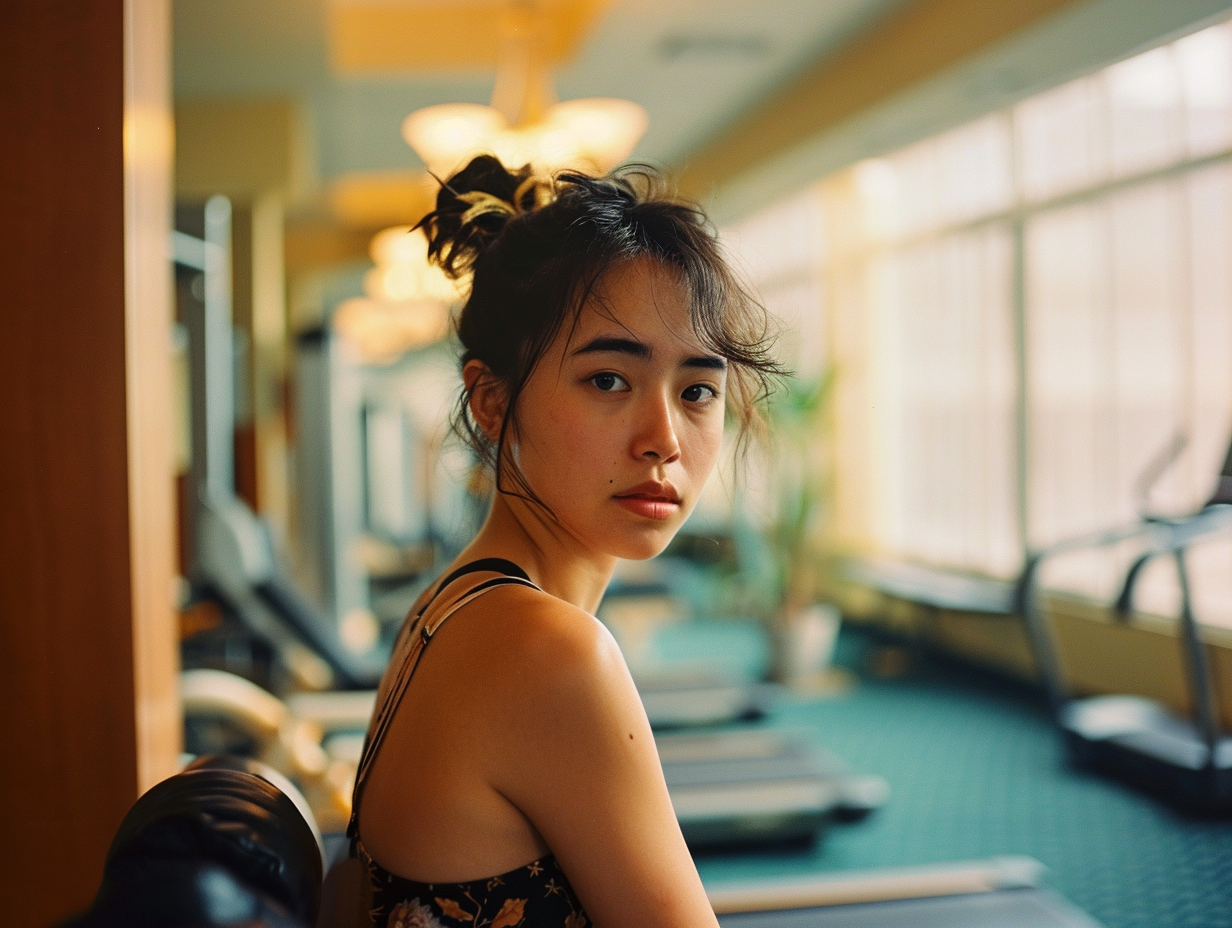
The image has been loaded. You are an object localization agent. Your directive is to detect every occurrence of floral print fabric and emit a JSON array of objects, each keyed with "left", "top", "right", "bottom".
[{"left": 358, "top": 842, "right": 590, "bottom": 928}]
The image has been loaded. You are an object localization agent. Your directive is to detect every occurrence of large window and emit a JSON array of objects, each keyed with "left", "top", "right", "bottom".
[{"left": 730, "top": 18, "right": 1232, "bottom": 627}]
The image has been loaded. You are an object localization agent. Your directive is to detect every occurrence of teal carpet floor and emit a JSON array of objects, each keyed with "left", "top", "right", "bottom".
[{"left": 673, "top": 626, "right": 1232, "bottom": 928}]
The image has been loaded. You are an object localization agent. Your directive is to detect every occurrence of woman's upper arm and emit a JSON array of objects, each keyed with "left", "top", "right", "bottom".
[{"left": 485, "top": 602, "right": 718, "bottom": 928}]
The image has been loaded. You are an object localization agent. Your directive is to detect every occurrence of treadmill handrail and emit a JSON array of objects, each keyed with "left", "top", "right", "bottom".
[
  {"left": 1111, "top": 506, "right": 1232, "bottom": 758},
  {"left": 1015, "top": 521, "right": 1170, "bottom": 713},
  {"left": 1115, "top": 505, "right": 1232, "bottom": 616},
  {"left": 255, "top": 574, "right": 383, "bottom": 690}
]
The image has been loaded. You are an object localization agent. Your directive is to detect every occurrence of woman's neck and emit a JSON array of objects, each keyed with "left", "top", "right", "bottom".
[{"left": 457, "top": 493, "right": 616, "bottom": 615}]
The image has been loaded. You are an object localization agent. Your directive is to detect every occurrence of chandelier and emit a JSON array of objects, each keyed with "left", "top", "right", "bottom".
[
  {"left": 333, "top": 226, "right": 459, "bottom": 364},
  {"left": 401, "top": 3, "right": 647, "bottom": 176}
]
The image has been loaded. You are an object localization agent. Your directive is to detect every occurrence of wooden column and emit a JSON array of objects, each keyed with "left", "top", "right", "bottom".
[{"left": 0, "top": 1, "right": 179, "bottom": 924}]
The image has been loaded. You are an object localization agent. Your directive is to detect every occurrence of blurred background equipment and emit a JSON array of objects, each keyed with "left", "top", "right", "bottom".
[
  {"left": 597, "top": 563, "right": 886, "bottom": 852},
  {"left": 180, "top": 669, "right": 361, "bottom": 833},
  {"left": 176, "top": 198, "right": 386, "bottom": 692}
]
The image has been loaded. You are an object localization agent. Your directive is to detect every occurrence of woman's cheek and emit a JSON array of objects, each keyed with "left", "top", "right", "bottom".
[
  {"left": 688, "top": 413, "right": 725, "bottom": 472},
  {"left": 551, "top": 404, "right": 616, "bottom": 483}
]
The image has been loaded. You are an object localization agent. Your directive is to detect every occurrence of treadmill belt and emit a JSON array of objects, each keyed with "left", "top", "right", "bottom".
[{"left": 717, "top": 888, "right": 1103, "bottom": 928}]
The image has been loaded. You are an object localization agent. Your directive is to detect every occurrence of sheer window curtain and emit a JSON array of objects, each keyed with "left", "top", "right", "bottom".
[{"left": 779, "top": 19, "right": 1232, "bottom": 627}]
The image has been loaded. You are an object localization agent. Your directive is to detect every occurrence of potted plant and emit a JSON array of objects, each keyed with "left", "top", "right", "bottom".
[{"left": 730, "top": 370, "right": 840, "bottom": 686}]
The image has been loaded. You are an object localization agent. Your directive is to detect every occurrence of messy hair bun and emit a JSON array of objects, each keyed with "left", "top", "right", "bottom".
[
  {"left": 418, "top": 155, "right": 552, "bottom": 280},
  {"left": 421, "top": 154, "right": 784, "bottom": 510}
]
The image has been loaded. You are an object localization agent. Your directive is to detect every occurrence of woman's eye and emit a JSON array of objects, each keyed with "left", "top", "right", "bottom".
[
  {"left": 590, "top": 372, "right": 628, "bottom": 393},
  {"left": 682, "top": 384, "right": 719, "bottom": 403}
]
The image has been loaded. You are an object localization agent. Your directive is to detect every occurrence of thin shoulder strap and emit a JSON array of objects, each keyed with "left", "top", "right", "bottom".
[
  {"left": 347, "top": 561, "right": 538, "bottom": 843},
  {"left": 422, "top": 558, "right": 530, "bottom": 611}
]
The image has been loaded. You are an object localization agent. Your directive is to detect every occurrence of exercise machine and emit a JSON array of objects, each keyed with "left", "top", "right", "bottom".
[
  {"left": 181, "top": 668, "right": 362, "bottom": 831},
  {"left": 659, "top": 728, "right": 889, "bottom": 849},
  {"left": 1016, "top": 430, "right": 1232, "bottom": 812},
  {"left": 61, "top": 754, "right": 323, "bottom": 928},
  {"left": 175, "top": 200, "right": 384, "bottom": 690},
  {"left": 638, "top": 670, "right": 780, "bottom": 730},
  {"left": 1093, "top": 505, "right": 1232, "bottom": 809},
  {"left": 709, "top": 857, "right": 1103, "bottom": 927}
]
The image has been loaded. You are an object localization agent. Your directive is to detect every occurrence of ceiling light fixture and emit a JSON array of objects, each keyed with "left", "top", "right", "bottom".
[
  {"left": 364, "top": 225, "right": 459, "bottom": 305},
  {"left": 333, "top": 226, "right": 459, "bottom": 363},
  {"left": 401, "top": 2, "right": 647, "bottom": 176}
]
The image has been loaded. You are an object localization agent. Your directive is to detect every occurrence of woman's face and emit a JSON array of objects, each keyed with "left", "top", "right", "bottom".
[{"left": 505, "top": 258, "right": 728, "bottom": 561}]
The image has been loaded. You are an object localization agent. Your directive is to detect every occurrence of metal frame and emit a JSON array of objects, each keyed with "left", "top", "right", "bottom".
[{"left": 1114, "top": 506, "right": 1232, "bottom": 755}]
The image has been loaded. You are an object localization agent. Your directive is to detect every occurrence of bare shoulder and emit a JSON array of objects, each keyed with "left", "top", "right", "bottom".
[
  {"left": 467, "top": 584, "right": 631, "bottom": 702},
  {"left": 464, "top": 584, "right": 657, "bottom": 791},
  {"left": 466, "top": 587, "right": 715, "bottom": 928}
]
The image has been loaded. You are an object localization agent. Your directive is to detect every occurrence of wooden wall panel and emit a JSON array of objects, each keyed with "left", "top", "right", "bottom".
[{"left": 0, "top": 1, "right": 177, "bottom": 924}]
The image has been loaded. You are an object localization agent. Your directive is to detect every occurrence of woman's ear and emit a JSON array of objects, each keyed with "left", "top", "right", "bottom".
[{"left": 463, "top": 360, "right": 507, "bottom": 442}]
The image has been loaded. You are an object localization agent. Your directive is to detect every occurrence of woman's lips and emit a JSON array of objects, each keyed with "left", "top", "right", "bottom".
[
  {"left": 614, "top": 495, "right": 680, "bottom": 520},
  {"left": 613, "top": 481, "right": 681, "bottom": 520}
]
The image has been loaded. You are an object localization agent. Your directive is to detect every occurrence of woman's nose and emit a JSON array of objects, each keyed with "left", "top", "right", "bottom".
[{"left": 633, "top": 391, "right": 681, "bottom": 463}]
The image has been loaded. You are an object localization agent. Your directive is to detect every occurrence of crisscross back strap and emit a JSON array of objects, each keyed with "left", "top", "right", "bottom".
[{"left": 347, "top": 560, "right": 538, "bottom": 843}]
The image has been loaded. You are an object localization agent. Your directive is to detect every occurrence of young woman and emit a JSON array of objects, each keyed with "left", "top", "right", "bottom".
[{"left": 348, "top": 155, "right": 782, "bottom": 928}]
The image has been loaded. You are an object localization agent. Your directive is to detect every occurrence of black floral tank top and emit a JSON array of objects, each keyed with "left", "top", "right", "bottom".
[
  {"left": 349, "top": 559, "right": 592, "bottom": 928},
  {"left": 356, "top": 843, "right": 589, "bottom": 928}
]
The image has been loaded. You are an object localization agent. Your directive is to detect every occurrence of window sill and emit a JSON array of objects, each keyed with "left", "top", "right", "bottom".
[{"left": 832, "top": 561, "right": 1232, "bottom": 728}]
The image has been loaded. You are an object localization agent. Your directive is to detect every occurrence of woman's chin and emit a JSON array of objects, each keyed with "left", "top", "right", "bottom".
[{"left": 607, "top": 529, "right": 679, "bottom": 562}]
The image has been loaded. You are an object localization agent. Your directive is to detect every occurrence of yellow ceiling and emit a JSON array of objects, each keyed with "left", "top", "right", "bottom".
[
  {"left": 327, "top": 0, "right": 610, "bottom": 73},
  {"left": 328, "top": 170, "right": 440, "bottom": 229},
  {"left": 176, "top": 100, "right": 306, "bottom": 200}
]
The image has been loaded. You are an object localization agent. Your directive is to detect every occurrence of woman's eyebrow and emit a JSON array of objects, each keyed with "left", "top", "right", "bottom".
[
  {"left": 571, "top": 336, "right": 652, "bottom": 360},
  {"left": 571, "top": 336, "right": 726, "bottom": 370}
]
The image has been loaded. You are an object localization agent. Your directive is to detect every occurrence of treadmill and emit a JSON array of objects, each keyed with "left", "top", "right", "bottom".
[
  {"left": 1097, "top": 505, "right": 1232, "bottom": 808},
  {"left": 175, "top": 198, "right": 384, "bottom": 691},
  {"left": 638, "top": 669, "right": 781, "bottom": 730},
  {"left": 709, "top": 857, "right": 1103, "bottom": 927},
  {"left": 1016, "top": 432, "right": 1232, "bottom": 812},
  {"left": 608, "top": 582, "right": 885, "bottom": 846},
  {"left": 621, "top": 614, "right": 885, "bottom": 848},
  {"left": 660, "top": 728, "right": 889, "bottom": 849},
  {"left": 602, "top": 569, "right": 781, "bottom": 730}
]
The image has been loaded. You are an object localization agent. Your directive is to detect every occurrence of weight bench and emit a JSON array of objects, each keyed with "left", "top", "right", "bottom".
[{"left": 61, "top": 755, "right": 323, "bottom": 928}]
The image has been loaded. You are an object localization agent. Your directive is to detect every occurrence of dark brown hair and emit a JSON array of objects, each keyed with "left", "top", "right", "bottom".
[{"left": 417, "top": 154, "right": 784, "bottom": 505}]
